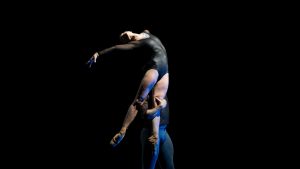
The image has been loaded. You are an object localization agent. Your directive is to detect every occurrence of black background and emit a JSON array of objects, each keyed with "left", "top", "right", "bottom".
[{"left": 3, "top": 3, "right": 265, "bottom": 168}]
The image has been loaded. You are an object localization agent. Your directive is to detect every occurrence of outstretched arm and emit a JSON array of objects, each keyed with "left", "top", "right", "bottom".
[
  {"left": 87, "top": 42, "right": 140, "bottom": 68},
  {"left": 98, "top": 42, "right": 140, "bottom": 55}
]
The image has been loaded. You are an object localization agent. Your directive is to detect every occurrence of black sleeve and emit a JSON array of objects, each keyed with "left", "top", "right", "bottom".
[{"left": 98, "top": 41, "right": 142, "bottom": 55}]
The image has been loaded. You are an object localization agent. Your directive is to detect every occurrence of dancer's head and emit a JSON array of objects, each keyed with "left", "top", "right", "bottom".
[
  {"left": 120, "top": 31, "right": 131, "bottom": 43},
  {"left": 120, "top": 30, "right": 149, "bottom": 43}
]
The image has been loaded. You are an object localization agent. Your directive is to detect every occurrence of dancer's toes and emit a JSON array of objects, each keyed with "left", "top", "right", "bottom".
[{"left": 110, "top": 132, "right": 125, "bottom": 147}]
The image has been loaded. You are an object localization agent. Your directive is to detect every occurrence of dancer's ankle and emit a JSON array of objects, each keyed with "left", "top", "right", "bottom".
[{"left": 120, "top": 127, "right": 127, "bottom": 134}]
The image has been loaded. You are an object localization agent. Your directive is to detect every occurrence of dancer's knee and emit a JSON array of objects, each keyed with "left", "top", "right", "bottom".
[{"left": 134, "top": 97, "right": 147, "bottom": 113}]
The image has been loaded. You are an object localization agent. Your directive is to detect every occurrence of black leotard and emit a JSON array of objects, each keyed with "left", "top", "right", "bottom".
[
  {"left": 98, "top": 32, "right": 168, "bottom": 81},
  {"left": 141, "top": 32, "right": 168, "bottom": 81}
]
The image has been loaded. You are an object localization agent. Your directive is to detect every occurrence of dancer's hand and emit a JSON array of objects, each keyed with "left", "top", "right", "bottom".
[
  {"left": 110, "top": 128, "right": 126, "bottom": 147},
  {"left": 155, "top": 97, "right": 167, "bottom": 109},
  {"left": 144, "top": 98, "right": 165, "bottom": 119},
  {"left": 148, "top": 134, "right": 159, "bottom": 145},
  {"left": 86, "top": 52, "right": 99, "bottom": 68}
]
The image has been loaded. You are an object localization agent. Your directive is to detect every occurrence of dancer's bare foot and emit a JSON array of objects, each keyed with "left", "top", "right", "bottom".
[{"left": 110, "top": 128, "right": 126, "bottom": 147}]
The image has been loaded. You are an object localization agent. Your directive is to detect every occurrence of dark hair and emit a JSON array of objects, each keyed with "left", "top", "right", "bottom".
[{"left": 120, "top": 33, "right": 130, "bottom": 43}]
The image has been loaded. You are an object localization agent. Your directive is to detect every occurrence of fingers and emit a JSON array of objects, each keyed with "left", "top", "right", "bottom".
[
  {"left": 148, "top": 135, "right": 158, "bottom": 145},
  {"left": 155, "top": 97, "right": 161, "bottom": 103},
  {"left": 155, "top": 97, "right": 167, "bottom": 108},
  {"left": 161, "top": 99, "right": 167, "bottom": 108},
  {"left": 93, "top": 53, "right": 99, "bottom": 62},
  {"left": 93, "top": 55, "right": 97, "bottom": 63},
  {"left": 86, "top": 57, "right": 95, "bottom": 68},
  {"left": 86, "top": 58, "right": 92, "bottom": 65},
  {"left": 86, "top": 52, "right": 99, "bottom": 68}
]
